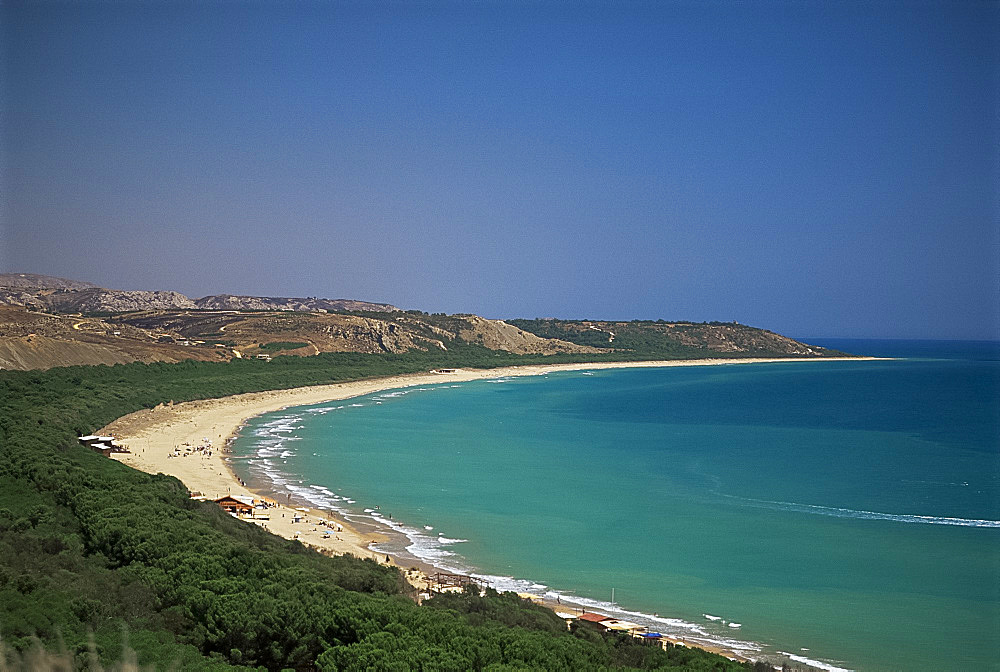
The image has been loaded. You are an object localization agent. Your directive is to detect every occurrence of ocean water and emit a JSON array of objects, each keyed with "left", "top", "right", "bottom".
[{"left": 230, "top": 340, "right": 1000, "bottom": 671}]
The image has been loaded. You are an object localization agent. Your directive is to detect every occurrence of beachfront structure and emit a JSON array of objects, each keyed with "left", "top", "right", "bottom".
[
  {"left": 601, "top": 618, "right": 645, "bottom": 634},
  {"left": 78, "top": 434, "right": 128, "bottom": 454},
  {"left": 578, "top": 612, "right": 612, "bottom": 628},
  {"left": 427, "top": 572, "right": 488, "bottom": 595},
  {"left": 90, "top": 442, "right": 113, "bottom": 456},
  {"left": 576, "top": 613, "right": 644, "bottom": 634},
  {"left": 214, "top": 495, "right": 254, "bottom": 515}
]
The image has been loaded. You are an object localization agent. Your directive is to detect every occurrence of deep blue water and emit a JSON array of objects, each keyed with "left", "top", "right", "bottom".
[{"left": 232, "top": 340, "right": 1000, "bottom": 671}]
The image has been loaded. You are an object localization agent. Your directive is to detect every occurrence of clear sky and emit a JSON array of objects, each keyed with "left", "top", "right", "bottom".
[{"left": 2, "top": 0, "right": 997, "bottom": 339}]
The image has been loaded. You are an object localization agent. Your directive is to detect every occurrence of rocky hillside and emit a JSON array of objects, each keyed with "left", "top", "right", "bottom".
[
  {"left": 0, "top": 274, "right": 846, "bottom": 370},
  {"left": 0, "top": 273, "right": 99, "bottom": 291},
  {"left": 454, "top": 315, "right": 595, "bottom": 355},
  {"left": 0, "top": 306, "right": 225, "bottom": 370},
  {"left": 0, "top": 274, "right": 397, "bottom": 315},
  {"left": 195, "top": 294, "right": 397, "bottom": 313},
  {"left": 109, "top": 310, "right": 601, "bottom": 358}
]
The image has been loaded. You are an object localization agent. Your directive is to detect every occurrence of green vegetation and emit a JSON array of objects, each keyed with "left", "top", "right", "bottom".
[
  {"left": 509, "top": 319, "right": 846, "bottom": 359},
  {"left": 0, "top": 353, "right": 759, "bottom": 670},
  {"left": 258, "top": 342, "right": 310, "bottom": 351}
]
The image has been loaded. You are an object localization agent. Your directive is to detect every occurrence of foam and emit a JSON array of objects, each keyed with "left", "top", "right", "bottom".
[
  {"left": 237, "top": 449, "right": 784, "bottom": 666},
  {"left": 228, "top": 384, "right": 838, "bottom": 669},
  {"left": 729, "top": 495, "right": 1000, "bottom": 528},
  {"left": 778, "top": 651, "right": 854, "bottom": 672}
]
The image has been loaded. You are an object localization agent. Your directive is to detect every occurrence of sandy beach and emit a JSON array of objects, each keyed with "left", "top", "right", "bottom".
[{"left": 101, "top": 356, "right": 869, "bottom": 661}]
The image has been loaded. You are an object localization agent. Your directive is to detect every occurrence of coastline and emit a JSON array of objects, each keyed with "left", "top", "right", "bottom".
[{"left": 102, "top": 357, "right": 871, "bottom": 666}]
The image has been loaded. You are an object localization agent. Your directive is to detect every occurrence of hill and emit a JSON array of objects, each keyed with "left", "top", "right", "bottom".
[
  {"left": 0, "top": 273, "right": 398, "bottom": 314},
  {"left": 0, "top": 272, "right": 100, "bottom": 291},
  {"left": 0, "top": 275, "right": 846, "bottom": 370},
  {"left": 508, "top": 319, "right": 832, "bottom": 358}
]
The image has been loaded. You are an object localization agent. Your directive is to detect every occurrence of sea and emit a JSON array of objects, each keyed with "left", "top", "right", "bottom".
[{"left": 229, "top": 339, "right": 1000, "bottom": 672}]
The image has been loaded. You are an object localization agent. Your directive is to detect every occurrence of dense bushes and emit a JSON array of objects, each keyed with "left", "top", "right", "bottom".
[{"left": 0, "top": 354, "right": 754, "bottom": 670}]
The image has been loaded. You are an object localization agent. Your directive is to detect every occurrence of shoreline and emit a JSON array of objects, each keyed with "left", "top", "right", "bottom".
[{"left": 102, "top": 357, "right": 871, "bottom": 667}]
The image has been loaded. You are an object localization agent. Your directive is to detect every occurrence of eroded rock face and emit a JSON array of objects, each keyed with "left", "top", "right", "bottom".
[
  {"left": 48, "top": 290, "right": 200, "bottom": 313},
  {"left": 0, "top": 286, "right": 198, "bottom": 313},
  {"left": 0, "top": 277, "right": 396, "bottom": 315},
  {"left": 0, "top": 273, "right": 100, "bottom": 291},
  {"left": 195, "top": 295, "right": 397, "bottom": 313},
  {"left": 456, "top": 316, "right": 603, "bottom": 355}
]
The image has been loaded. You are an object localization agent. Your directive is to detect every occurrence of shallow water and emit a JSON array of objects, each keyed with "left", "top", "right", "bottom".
[{"left": 231, "top": 340, "right": 1000, "bottom": 671}]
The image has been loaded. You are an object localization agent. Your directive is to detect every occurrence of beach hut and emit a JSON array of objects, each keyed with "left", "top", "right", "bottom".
[
  {"left": 640, "top": 632, "right": 666, "bottom": 649},
  {"left": 602, "top": 619, "right": 644, "bottom": 634},
  {"left": 577, "top": 612, "right": 613, "bottom": 631},
  {"left": 214, "top": 496, "right": 254, "bottom": 515},
  {"left": 80, "top": 434, "right": 127, "bottom": 453},
  {"left": 90, "top": 442, "right": 113, "bottom": 456},
  {"left": 578, "top": 612, "right": 610, "bottom": 624}
]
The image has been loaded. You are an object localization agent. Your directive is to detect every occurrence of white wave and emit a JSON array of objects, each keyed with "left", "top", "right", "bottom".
[
  {"left": 230, "top": 402, "right": 831, "bottom": 669},
  {"left": 485, "top": 586, "right": 761, "bottom": 653},
  {"left": 778, "top": 651, "right": 854, "bottom": 672},
  {"left": 725, "top": 495, "right": 1000, "bottom": 528},
  {"left": 704, "top": 614, "right": 722, "bottom": 621},
  {"left": 304, "top": 406, "right": 339, "bottom": 414},
  {"left": 339, "top": 506, "right": 778, "bottom": 664},
  {"left": 727, "top": 622, "right": 741, "bottom": 628}
]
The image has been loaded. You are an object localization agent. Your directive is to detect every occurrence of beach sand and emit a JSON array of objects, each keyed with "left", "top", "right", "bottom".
[{"left": 101, "top": 357, "right": 868, "bottom": 662}]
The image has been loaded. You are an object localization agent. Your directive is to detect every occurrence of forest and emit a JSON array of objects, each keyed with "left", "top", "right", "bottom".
[{"left": 1, "top": 349, "right": 767, "bottom": 670}]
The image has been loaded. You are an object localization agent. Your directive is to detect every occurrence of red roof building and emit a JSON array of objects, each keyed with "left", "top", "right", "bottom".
[{"left": 214, "top": 496, "right": 254, "bottom": 514}]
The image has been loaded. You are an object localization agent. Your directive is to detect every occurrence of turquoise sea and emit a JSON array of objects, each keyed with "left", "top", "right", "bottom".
[{"left": 230, "top": 340, "right": 1000, "bottom": 671}]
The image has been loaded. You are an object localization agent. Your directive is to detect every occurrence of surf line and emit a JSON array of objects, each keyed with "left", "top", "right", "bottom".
[{"left": 718, "top": 494, "right": 1000, "bottom": 528}]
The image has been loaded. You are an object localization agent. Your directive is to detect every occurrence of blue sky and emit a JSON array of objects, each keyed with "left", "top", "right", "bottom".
[{"left": 3, "top": 0, "right": 997, "bottom": 339}]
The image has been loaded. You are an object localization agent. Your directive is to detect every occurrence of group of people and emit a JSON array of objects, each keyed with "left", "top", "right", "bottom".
[{"left": 168, "top": 440, "right": 213, "bottom": 459}]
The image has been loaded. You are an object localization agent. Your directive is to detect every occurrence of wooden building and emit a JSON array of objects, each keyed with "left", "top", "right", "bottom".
[{"left": 214, "top": 495, "right": 254, "bottom": 515}]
